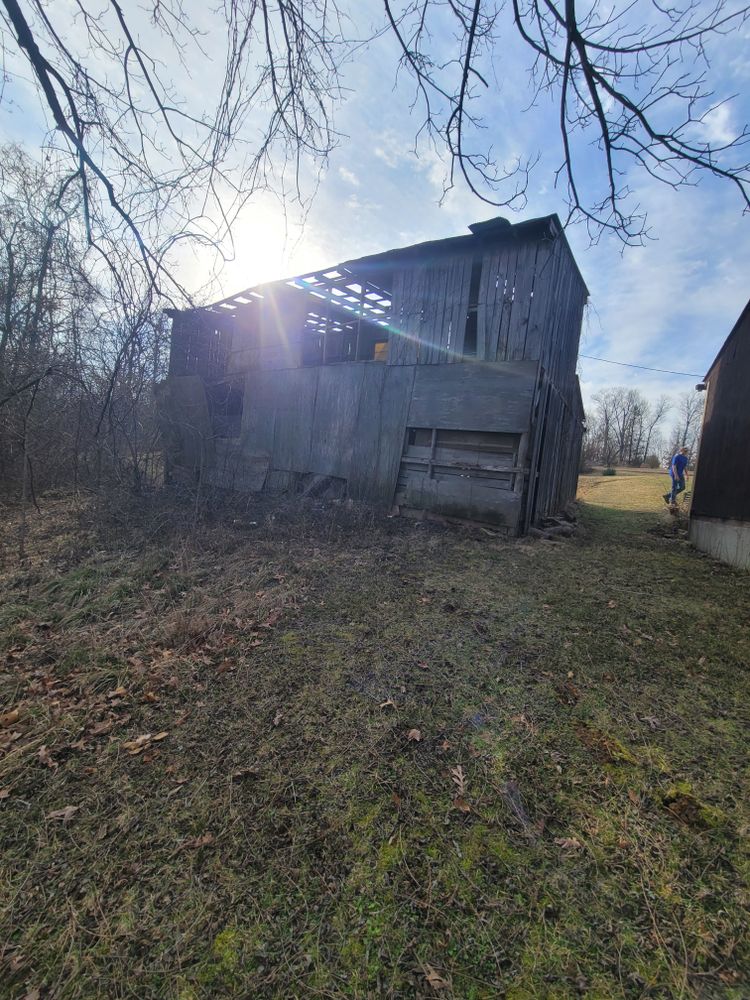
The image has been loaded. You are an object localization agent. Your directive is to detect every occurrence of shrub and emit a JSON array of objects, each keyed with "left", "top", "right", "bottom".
[{"left": 602, "top": 467, "right": 617, "bottom": 476}]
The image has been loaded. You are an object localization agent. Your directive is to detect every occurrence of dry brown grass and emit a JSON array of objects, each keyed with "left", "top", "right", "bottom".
[{"left": 1, "top": 486, "right": 748, "bottom": 999}]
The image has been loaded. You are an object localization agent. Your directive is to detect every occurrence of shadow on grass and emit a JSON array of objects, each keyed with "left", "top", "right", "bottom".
[{"left": 578, "top": 499, "right": 681, "bottom": 540}]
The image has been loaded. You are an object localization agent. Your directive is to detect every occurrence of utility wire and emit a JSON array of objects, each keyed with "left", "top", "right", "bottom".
[{"left": 579, "top": 354, "right": 703, "bottom": 379}]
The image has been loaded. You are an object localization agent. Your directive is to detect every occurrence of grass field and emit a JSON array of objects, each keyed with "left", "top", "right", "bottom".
[{"left": 1, "top": 472, "right": 748, "bottom": 999}]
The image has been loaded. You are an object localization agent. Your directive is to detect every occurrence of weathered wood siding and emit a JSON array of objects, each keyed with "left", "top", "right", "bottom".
[
  {"left": 388, "top": 233, "right": 586, "bottom": 386},
  {"left": 394, "top": 361, "right": 536, "bottom": 531},
  {"left": 388, "top": 256, "right": 473, "bottom": 363},
  {"left": 407, "top": 361, "right": 536, "bottom": 432},
  {"left": 155, "top": 375, "right": 215, "bottom": 473},
  {"left": 691, "top": 298, "right": 750, "bottom": 524},
  {"left": 169, "top": 311, "right": 234, "bottom": 380},
  {"left": 159, "top": 360, "right": 539, "bottom": 529},
  {"left": 240, "top": 362, "right": 415, "bottom": 505},
  {"left": 524, "top": 376, "right": 584, "bottom": 528}
]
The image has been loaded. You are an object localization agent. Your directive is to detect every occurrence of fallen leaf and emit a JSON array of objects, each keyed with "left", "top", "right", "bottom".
[
  {"left": 184, "top": 832, "right": 214, "bottom": 849},
  {"left": 107, "top": 686, "right": 127, "bottom": 698},
  {"left": 151, "top": 731, "right": 169, "bottom": 742},
  {"left": 418, "top": 661, "right": 429, "bottom": 671},
  {"left": 273, "top": 710, "right": 283, "bottom": 727},
  {"left": 122, "top": 734, "right": 155, "bottom": 755},
  {"left": 38, "top": 745, "right": 58, "bottom": 769},
  {"left": 554, "top": 836, "right": 583, "bottom": 850},
  {"left": 22, "top": 989, "right": 41, "bottom": 1000},
  {"left": 407, "top": 728, "right": 422, "bottom": 742},
  {"left": 453, "top": 797, "right": 472, "bottom": 813},
  {"left": 0, "top": 708, "right": 20, "bottom": 728},
  {"left": 0, "top": 788, "right": 11, "bottom": 800},
  {"left": 392, "top": 792, "right": 403, "bottom": 809},
  {"left": 89, "top": 719, "right": 114, "bottom": 736},
  {"left": 8, "top": 952, "right": 26, "bottom": 973},
  {"left": 607, "top": 600, "right": 617, "bottom": 608},
  {"left": 46, "top": 805, "right": 79, "bottom": 823},
  {"left": 231, "top": 766, "right": 260, "bottom": 780},
  {"left": 423, "top": 964, "right": 451, "bottom": 990},
  {"left": 379, "top": 698, "right": 396, "bottom": 710},
  {"left": 261, "top": 609, "right": 282, "bottom": 628},
  {"left": 450, "top": 765, "right": 467, "bottom": 797}
]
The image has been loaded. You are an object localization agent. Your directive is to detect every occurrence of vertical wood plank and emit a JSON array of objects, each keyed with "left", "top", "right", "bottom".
[
  {"left": 506, "top": 240, "right": 539, "bottom": 361},
  {"left": 493, "top": 244, "right": 519, "bottom": 361},
  {"left": 477, "top": 251, "right": 500, "bottom": 361}
]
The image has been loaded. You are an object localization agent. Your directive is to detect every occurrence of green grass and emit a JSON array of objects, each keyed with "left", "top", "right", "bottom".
[{"left": 0, "top": 479, "right": 748, "bottom": 999}]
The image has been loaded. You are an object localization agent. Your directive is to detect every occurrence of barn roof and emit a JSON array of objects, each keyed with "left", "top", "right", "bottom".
[
  {"left": 705, "top": 295, "right": 750, "bottom": 380},
  {"left": 169, "top": 212, "right": 588, "bottom": 319}
]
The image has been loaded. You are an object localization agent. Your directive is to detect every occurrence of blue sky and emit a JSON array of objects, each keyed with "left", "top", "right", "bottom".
[
  {"left": 1, "top": 1, "right": 748, "bottom": 417},
  {"left": 208, "top": 3, "right": 750, "bottom": 414}
]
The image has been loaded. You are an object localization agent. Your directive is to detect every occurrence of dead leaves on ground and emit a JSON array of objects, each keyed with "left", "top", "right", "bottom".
[
  {"left": 0, "top": 707, "right": 21, "bottom": 728},
  {"left": 450, "top": 764, "right": 472, "bottom": 813},
  {"left": 183, "top": 832, "right": 214, "bottom": 850},
  {"left": 45, "top": 804, "right": 79, "bottom": 823},
  {"left": 121, "top": 731, "right": 168, "bottom": 755},
  {"left": 554, "top": 835, "right": 583, "bottom": 851},
  {"left": 231, "top": 765, "right": 260, "bottom": 781},
  {"left": 423, "top": 964, "right": 452, "bottom": 991},
  {"left": 37, "top": 745, "right": 58, "bottom": 769}
]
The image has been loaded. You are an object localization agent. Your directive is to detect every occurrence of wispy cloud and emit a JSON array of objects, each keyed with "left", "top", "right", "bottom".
[{"left": 338, "top": 166, "right": 360, "bottom": 187}]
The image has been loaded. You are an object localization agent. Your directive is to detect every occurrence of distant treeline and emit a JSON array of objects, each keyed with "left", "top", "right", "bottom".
[{"left": 582, "top": 387, "right": 704, "bottom": 469}]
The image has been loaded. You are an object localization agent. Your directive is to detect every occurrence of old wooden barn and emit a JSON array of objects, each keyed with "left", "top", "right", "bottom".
[
  {"left": 158, "top": 214, "right": 588, "bottom": 534},
  {"left": 689, "top": 296, "right": 750, "bottom": 569}
]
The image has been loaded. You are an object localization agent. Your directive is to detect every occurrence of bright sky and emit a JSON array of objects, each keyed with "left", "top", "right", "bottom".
[{"left": 2, "top": 1, "right": 749, "bottom": 417}]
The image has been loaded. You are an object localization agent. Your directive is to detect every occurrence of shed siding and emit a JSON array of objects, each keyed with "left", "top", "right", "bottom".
[{"left": 691, "top": 301, "right": 750, "bottom": 523}]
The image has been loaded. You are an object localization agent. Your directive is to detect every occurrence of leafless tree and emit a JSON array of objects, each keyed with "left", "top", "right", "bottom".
[
  {"left": 0, "top": 147, "right": 169, "bottom": 521},
  {"left": 0, "top": 0, "right": 747, "bottom": 272},
  {"left": 0, "top": 0, "right": 343, "bottom": 301},
  {"left": 667, "top": 389, "right": 704, "bottom": 458},
  {"left": 587, "top": 386, "right": 672, "bottom": 466},
  {"left": 386, "top": 0, "right": 750, "bottom": 243}
]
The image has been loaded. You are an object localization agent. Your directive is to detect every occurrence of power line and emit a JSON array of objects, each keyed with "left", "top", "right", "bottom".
[{"left": 579, "top": 354, "right": 703, "bottom": 379}]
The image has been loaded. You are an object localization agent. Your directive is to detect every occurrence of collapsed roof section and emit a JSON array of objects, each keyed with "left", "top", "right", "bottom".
[{"left": 175, "top": 213, "right": 585, "bottom": 328}]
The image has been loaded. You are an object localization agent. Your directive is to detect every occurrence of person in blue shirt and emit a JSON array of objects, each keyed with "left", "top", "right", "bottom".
[{"left": 663, "top": 446, "right": 690, "bottom": 505}]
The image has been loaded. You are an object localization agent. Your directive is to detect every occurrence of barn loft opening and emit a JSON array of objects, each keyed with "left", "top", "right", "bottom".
[
  {"left": 206, "top": 380, "right": 244, "bottom": 438},
  {"left": 292, "top": 269, "right": 393, "bottom": 365}
]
